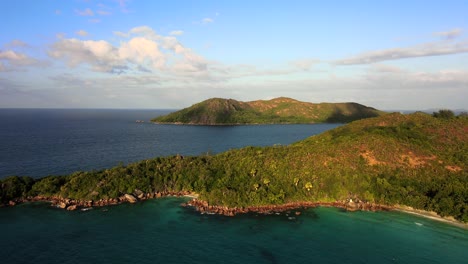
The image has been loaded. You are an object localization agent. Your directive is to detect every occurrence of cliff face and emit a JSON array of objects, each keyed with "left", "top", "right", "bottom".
[{"left": 151, "top": 97, "right": 385, "bottom": 124}]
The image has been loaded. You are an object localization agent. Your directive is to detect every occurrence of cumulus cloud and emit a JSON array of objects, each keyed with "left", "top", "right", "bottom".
[
  {"left": 119, "top": 37, "right": 166, "bottom": 69},
  {"left": 434, "top": 28, "right": 463, "bottom": 40},
  {"left": 335, "top": 41, "right": 468, "bottom": 65},
  {"left": 48, "top": 26, "right": 209, "bottom": 75},
  {"left": 129, "top": 26, "right": 156, "bottom": 36},
  {"left": 75, "top": 30, "right": 89, "bottom": 37},
  {"left": 114, "top": 26, "right": 159, "bottom": 38},
  {"left": 0, "top": 50, "right": 41, "bottom": 70},
  {"left": 49, "top": 38, "right": 122, "bottom": 72},
  {"left": 75, "top": 8, "right": 94, "bottom": 16}
]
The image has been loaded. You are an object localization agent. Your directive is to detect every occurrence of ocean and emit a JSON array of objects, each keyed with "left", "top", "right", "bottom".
[
  {"left": 0, "top": 109, "right": 339, "bottom": 178},
  {"left": 0, "top": 109, "right": 466, "bottom": 264}
]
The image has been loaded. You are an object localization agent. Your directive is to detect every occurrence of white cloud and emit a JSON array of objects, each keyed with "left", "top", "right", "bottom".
[
  {"left": 48, "top": 38, "right": 122, "bottom": 72},
  {"left": 0, "top": 50, "right": 40, "bottom": 70},
  {"left": 129, "top": 26, "right": 156, "bottom": 36},
  {"left": 75, "top": 8, "right": 94, "bottom": 16},
  {"left": 434, "top": 28, "right": 463, "bottom": 40},
  {"left": 48, "top": 26, "right": 209, "bottom": 75},
  {"left": 118, "top": 37, "right": 166, "bottom": 69},
  {"left": 76, "top": 30, "right": 89, "bottom": 37},
  {"left": 335, "top": 41, "right": 468, "bottom": 65},
  {"left": 89, "top": 18, "right": 101, "bottom": 23},
  {"left": 170, "top": 30, "right": 184, "bottom": 36},
  {"left": 0, "top": 50, "right": 27, "bottom": 61},
  {"left": 3, "top": 25, "right": 463, "bottom": 110},
  {"left": 55, "top": 10, "right": 61, "bottom": 15}
]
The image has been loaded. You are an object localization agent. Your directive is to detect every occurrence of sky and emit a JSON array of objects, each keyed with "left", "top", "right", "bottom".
[{"left": 0, "top": 0, "right": 467, "bottom": 110}]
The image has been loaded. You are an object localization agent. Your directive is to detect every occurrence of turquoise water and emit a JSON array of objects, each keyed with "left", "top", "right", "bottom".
[{"left": 1, "top": 198, "right": 466, "bottom": 264}]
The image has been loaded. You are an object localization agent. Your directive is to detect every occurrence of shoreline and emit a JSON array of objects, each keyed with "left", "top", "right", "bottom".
[
  {"left": 183, "top": 199, "right": 468, "bottom": 229},
  {"left": 393, "top": 205, "right": 468, "bottom": 229},
  {"left": 4, "top": 195, "right": 467, "bottom": 229},
  {"left": 151, "top": 121, "right": 319, "bottom": 126},
  {"left": 182, "top": 198, "right": 393, "bottom": 216}
]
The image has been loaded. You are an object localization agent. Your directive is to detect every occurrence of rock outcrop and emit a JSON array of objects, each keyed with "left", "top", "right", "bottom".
[
  {"left": 66, "top": 205, "right": 77, "bottom": 211},
  {"left": 124, "top": 194, "right": 138, "bottom": 203},
  {"left": 182, "top": 198, "right": 392, "bottom": 217},
  {"left": 1, "top": 192, "right": 390, "bottom": 218}
]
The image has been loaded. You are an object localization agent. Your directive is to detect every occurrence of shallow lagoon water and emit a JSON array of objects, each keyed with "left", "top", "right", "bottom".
[{"left": 0, "top": 199, "right": 466, "bottom": 264}]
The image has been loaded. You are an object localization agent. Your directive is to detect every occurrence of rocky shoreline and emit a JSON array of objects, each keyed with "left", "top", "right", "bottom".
[
  {"left": 182, "top": 198, "right": 392, "bottom": 216},
  {"left": 3, "top": 192, "right": 391, "bottom": 215},
  {"left": 3, "top": 190, "right": 194, "bottom": 211},
  {"left": 5, "top": 194, "right": 466, "bottom": 229}
]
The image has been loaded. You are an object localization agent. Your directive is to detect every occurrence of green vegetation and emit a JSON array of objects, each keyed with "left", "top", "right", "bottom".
[
  {"left": 151, "top": 97, "right": 385, "bottom": 124},
  {"left": 1, "top": 112, "right": 467, "bottom": 222},
  {"left": 433, "top": 109, "right": 455, "bottom": 119}
]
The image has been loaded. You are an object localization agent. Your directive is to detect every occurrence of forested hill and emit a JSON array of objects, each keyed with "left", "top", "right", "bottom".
[
  {"left": 1, "top": 111, "right": 467, "bottom": 222},
  {"left": 151, "top": 97, "right": 385, "bottom": 124}
]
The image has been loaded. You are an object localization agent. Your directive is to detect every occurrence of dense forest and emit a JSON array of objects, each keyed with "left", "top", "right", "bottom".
[
  {"left": 1, "top": 111, "right": 467, "bottom": 222},
  {"left": 152, "top": 97, "right": 385, "bottom": 124}
]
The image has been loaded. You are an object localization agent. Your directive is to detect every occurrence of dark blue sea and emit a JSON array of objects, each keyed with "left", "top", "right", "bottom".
[
  {"left": 0, "top": 109, "right": 467, "bottom": 264},
  {"left": 0, "top": 109, "right": 339, "bottom": 178}
]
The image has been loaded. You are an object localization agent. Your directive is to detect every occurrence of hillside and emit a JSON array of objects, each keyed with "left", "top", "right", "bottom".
[
  {"left": 1, "top": 112, "right": 467, "bottom": 221},
  {"left": 151, "top": 97, "right": 385, "bottom": 124}
]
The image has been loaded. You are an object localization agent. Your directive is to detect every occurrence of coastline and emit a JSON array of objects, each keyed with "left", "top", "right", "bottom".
[
  {"left": 183, "top": 199, "right": 468, "bottom": 229},
  {"left": 393, "top": 205, "right": 468, "bottom": 229},
  {"left": 151, "top": 121, "right": 318, "bottom": 126},
  {"left": 4, "top": 195, "right": 467, "bottom": 229}
]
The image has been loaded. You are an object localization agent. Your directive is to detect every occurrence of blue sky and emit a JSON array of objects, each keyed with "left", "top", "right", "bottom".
[{"left": 1, "top": 0, "right": 467, "bottom": 109}]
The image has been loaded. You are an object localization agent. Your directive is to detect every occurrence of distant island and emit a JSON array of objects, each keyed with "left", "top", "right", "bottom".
[
  {"left": 151, "top": 97, "right": 385, "bottom": 124},
  {"left": 1, "top": 110, "right": 467, "bottom": 224}
]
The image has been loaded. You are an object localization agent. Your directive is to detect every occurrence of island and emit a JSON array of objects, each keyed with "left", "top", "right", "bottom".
[
  {"left": 151, "top": 97, "right": 385, "bottom": 124},
  {"left": 1, "top": 110, "right": 467, "bottom": 224}
]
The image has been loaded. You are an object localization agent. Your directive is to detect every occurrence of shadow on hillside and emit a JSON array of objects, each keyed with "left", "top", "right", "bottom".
[{"left": 325, "top": 104, "right": 381, "bottom": 123}]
